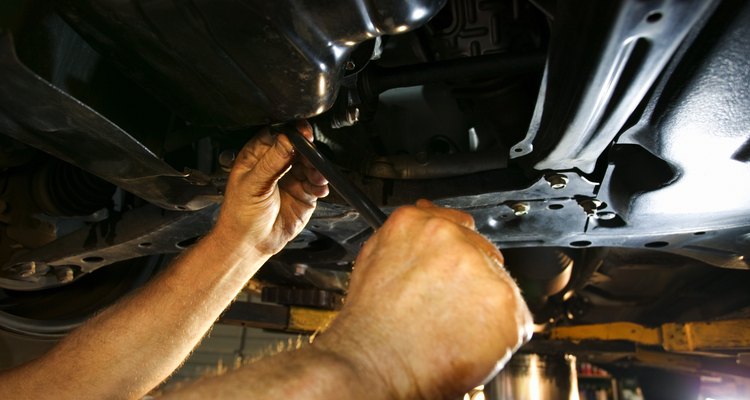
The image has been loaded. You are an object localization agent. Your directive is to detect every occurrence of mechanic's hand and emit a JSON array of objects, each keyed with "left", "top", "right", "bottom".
[
  {"left": 215, "top": 120, "right": 329, "bottom": 256},
  {"left": 315, "top": 200, "right": 533, "bottom": 399}
]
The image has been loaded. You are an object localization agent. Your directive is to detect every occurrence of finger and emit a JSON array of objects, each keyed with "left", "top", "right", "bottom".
[
  {"left": 233, "top": 129, "right": 276, "bottom": 172},
  {"left": 417, "top": 201, "right": 497, "bottom": 264},
  {"left": 246, "top": 134, "right": 296, "bottom": 196},
  {"left": 299, "top": 154, "right": 316, "bottom": 171},
  {"left": 295, "top": 120, "right": 314, "bottom": 142},
  {"left": 462, "top": 229, "right": 505, "bottom": 268},
  {"left": 288, "top": 163, "right": 329, "bottom": 187},
  {"left": 277, "top": 194, "right": 316, "bottom": 239},
  {"left": 281, "top": 167, "right": 330, "bottom": 198},
  {"left": 290, "top": 162, "right": 308, "bottom": 182},
  {"left": 303, "top": 180, "right": 330, "bottom": 198},
  {"left": 415, "top": 199, "right": 437, "bottom": 208},
  {"left": 280, "top": 175, "right": 318, "bottom": 205},
  {"left": 415, "top": 199, "right": 476, "bottom": 230},
  {"left": 304, "top": 166, "right": 328, "bottom": 186}
]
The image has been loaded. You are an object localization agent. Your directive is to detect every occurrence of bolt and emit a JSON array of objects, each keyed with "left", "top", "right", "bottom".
[
  {"left": 511, "top": 202, "right": 530, "bottom": 216},
  {"left": 54, "top": 266, "right": 75, "bottom": 284},
  {"left": 345, "top": 60, "right": 356, "bottom": 70},
  {"left": 218, "top": 150, "right": 237, "bottom": 172},
  {"left": 5, "top": 261, "right": 36, "bottom": 278},
  {"left": 545, "top": 174, "right": 569, "bottom": 190},
  {"left": 345, "top": 107, "right": 360, "bottom": 125},
  {"left": 579, "top": 199, "right": 603, "bottom": 217},
  {"left": 293, "top": 264, "right": 308, "bottom": 276},
  {"left": 20, "top": 262, "right": 36, "bottom": 278},
  {"left": 331, "top": 106, "right": 360, "bottom": 128},
  {"left": 595, "top": 211, "right": 617, "bottom": 220}
]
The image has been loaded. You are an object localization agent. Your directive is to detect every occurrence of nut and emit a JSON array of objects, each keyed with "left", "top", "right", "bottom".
[
  {"left": 511, "top": 202, "right": 530, "bottom": 216},
  {"left": 218, "top": 150, "right": 237, "bottom": 172},
  {"left": 54, "top": 266, "right": 75, "bottom": 284},
  {"left": 579, "top": 199, "right": 603, "bottom": 217},
  {"left": 18, "top": 262, "right": 36, "bottom": 278},
  {"left": 345, "top": 60, "right": 356, "bottom": 70},
  {"left": 345, "top": 107, "right": 360, "bottom": 125},
  {"left": 545, "top": 174, "right": 569, "bottom": 190}
]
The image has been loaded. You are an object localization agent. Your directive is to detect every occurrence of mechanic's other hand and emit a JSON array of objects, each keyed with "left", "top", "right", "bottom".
[
  {"left": 215, "top": 120, "right": 329, "bottom": 256},
  {"left": 315, "top": 200, "right": 533, "bottom": 399}
]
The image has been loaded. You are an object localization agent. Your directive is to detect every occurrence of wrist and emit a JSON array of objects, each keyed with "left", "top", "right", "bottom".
[
  {"left": 311, "top": 314, "right": 420, "bottom": 400},
  {"left": 201, "top": 226, "right": 271, "bottom": 267},
  {"left": 304, "top": 337, "right": 394, "bottom": 400}
]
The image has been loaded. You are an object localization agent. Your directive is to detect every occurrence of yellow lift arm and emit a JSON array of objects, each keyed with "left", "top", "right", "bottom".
[{"left": 549, "top": 319, "right": 750, "bottom": 352}]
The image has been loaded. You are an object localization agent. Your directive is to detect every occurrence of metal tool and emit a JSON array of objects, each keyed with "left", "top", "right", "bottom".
[{"left": 275, "top": 123, "right": 387, "bottom": 229}]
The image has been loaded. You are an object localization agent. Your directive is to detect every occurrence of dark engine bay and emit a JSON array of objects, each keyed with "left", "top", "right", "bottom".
[{"left": 1, "top": 0, "right": 750, "bottom": 386}]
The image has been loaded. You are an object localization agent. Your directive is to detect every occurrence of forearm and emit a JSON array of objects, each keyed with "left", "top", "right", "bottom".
[
  {"left": 0, "top": 229, "right": 266, "bottom": 400},
  {"left": 160, "top": 343, "right": 383, "bottom": 400}
]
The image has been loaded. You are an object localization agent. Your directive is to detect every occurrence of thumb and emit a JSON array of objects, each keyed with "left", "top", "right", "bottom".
[{"left": 247, "top": 134, "right": 295, "bottom": 196}]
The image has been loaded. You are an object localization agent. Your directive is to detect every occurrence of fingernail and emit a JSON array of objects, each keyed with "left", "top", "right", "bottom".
[{"left": 277, "top": 136, "right": 295, "bottom": 157}]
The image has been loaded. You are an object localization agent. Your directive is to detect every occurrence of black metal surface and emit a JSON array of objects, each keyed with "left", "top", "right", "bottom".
[
  {"left": 511, "top": 0, "right": 719, "bottom": 173},
  {"left": 56, "top": 0, "right": 447, "bottom": 128},
  {"left": 0, "top": 256, "right": 161, "bottom": 338},
  {"left": 283, "top": 125, "right": 387, "bottom": 229},
  {"left": 31, "top": 159, "right": 116, "bottom": 217},
  {"left": 360, "top": 52, "right": 545, "bottom": 96},
  {"left": 0, "top": 0, "right": 744, "bottom": 380},
  {"left": 0, "top": 33, "right": 220, "bottom": 211},
  {"left": 0, "top": 204, "right": 218, "bottom": 290},
  {"left": 366, "top": 150, "right": 508, "bottom": 179}
]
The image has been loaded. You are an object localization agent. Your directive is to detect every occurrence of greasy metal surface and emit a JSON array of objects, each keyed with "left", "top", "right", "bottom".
[
  {"left": 57, "top": 0, "right": 447, "bottom": 127},
  {"left": 359, "top": 52, "right": 545, "bottom": 95},
  {"left": 0, "top": 204, "right": 217, "bottom": 290},
  {"left": 511, "top": 0, "right": 718, "bottom": 173},
  {"left": 0, "top": 34, "right": 220, "bottom": 211},
  {"left": 366, "top": 150, "right": 507, "bottom": 179}
]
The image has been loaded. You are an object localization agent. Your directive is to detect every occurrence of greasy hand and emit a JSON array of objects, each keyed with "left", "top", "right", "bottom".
[
  {"left": 315, "top": 200, "right": 533, "bottom": 399},
  {"left": 214, "top": 121, "right": 329, "bottom": 256}
]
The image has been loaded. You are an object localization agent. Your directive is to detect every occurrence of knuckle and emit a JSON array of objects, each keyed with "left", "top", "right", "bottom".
[
  {"left": 256, "top": 158, "right": 277, "bottom": 177},
  {"left": 423, "top": 217, "right": 462, "bottom": 239},
  {"left": 387, "top": 206, "right": 422, "bottom": 224},
  {"left": 233, "top": 147, "right": 256, "bottom": 169},
  {"left": 460, "top": 212, "right": 476, "bottom": 227}
]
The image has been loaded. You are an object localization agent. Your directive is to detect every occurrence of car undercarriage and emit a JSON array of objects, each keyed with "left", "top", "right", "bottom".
[{"left": 2, "top": 0, "right": 750, "bottom": 397}]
